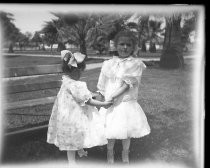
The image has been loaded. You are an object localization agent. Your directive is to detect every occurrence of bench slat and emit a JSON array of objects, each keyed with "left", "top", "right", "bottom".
[
  {"left": 6, "top": 96, "right": 56, "bottom": 110},
  {"left": 6, "top": 80, "right": 62, "bottom": 94},
  {"left": 4, "top": 64, "right": 62, "bottom": 77},
  {"left": 5, "top": 124, "right": 48, "bottom": 137}
]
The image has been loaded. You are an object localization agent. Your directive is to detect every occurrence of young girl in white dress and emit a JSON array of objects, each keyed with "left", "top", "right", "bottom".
[
  {"left": 47, "top": 50, "right": 112, "bottom": 165},
  {"left": 96, "top": 30, "right": 151, "bottom": 164}
]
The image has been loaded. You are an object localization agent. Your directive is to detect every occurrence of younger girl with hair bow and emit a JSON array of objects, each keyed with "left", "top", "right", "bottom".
[{"left": 47, "top": 50, "right": 112, "bottom": 165}]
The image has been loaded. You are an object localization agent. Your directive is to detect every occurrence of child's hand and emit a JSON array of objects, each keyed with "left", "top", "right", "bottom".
[
  {"left": 106, "top": 96, "right": 114, "bottom": 102},
  {"left": 92, "top": 92, "right": 104, "bottom": 101},
  {"left": 102, "top": 101, "right": 113, "bottom": 109}
]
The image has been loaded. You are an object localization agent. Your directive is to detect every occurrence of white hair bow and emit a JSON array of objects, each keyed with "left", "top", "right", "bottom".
[{"left": 61, "top": 50, "right": 86, "bottom": 67}]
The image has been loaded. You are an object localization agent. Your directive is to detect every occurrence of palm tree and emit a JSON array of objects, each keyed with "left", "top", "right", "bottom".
[
  {"left": 17, "top": 32, "right": 30, "bottom": 50},
  {"left": 181, "top": 11, "right": 198, "bottom": 51},
  {"left": 86, "top": 13, "right": 129, "bottom": 54},
  {"left": 89, "top": 35, "right": 108, "bottom": 55},
  {"left": 31, "top": 31, "right": 42, "bottom": 50},
  {"left": 41, "top": 19, "right": 65, "bottom": 52},
  {"left": 160, "top": 14, "right": 184, "bottom": 69},
  {"left": 138, "top": 15, "right": 150, "bottom": 52},
  {"left": 92, "top": 13, "right": 132, "bottom": 36},
  {"left": 47, "top": 12, "right": 132, "bottom": 58},
  {"left": 0, "top": 11, "right": 21, "bottom": 53},
  {"left": 125, "top": 14, "right": 150, "bottom": 52},
  {"left": 52, "top": 13, "right": 97, "bottom": 57},
  {"left": 148, "top": 19, "right": 164, "bottom": 53}
]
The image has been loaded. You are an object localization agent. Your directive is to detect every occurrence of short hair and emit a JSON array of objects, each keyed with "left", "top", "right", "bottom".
[{"left": 113, "top": 30, "right": 137, "bottom": 48}]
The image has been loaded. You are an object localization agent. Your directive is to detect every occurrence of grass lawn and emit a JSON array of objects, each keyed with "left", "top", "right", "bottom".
[
  {"left": 3, "top": 55, "right": 105, "bottom": 68},
  {"left": 9, "top": 48, "right": 194, "bottom": 58},
  {"left": 12, "top": 49, "right": 162, "bottom": 57},
  {"left": 2, "top": 57, "right": 197, "bottom": 168}
]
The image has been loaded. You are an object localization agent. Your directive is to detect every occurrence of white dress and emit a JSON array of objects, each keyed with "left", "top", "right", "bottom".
[
  {"left": 97, "top": 56, "right": 151, "bottom": 139},
  {"left": 47, "top": 75, "right": 107, "bottom": 151}
]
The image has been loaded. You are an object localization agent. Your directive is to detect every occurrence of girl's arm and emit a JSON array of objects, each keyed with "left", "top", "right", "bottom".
[
  {"left": 86, "top": 98, "right": 113, "bottom": 108},
  {"left": 107, "top": 82, "right": 129, "bottom": 101},
  {"left": 97, "top": 62, "right": 107, "bottom": 96}
]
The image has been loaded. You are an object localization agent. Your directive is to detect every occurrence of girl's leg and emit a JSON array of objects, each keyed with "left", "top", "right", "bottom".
[
  {"left": 67, "top": 150, "right": 76, "bottom": 165},
  {"left": 122, "top": 138, "right": 131, "bottom": 163},
  {"left": 107, "top": 139, "right": 116, "bottom": 164}
]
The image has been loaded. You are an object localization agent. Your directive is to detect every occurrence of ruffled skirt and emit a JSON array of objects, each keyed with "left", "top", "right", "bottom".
[
  {"left": 47, "top": 99, "right": 107, "bottom": 151},
  {"left": 100, "top": 100, "right": 151, "bottom": 139}
]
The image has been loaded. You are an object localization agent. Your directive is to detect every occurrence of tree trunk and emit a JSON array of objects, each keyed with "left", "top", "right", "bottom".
[
  {"left": 79, "top": 40, "right": 87, "bottom": 59},
  {"left": 42, "top": 43, "right": 46, "bottom": 51},
  {"left": 138, "top": 16, "right": 149, "bottom": 48},
  {"left": 57, "top": 42, "right": 66, "bottom": 52},
  {"left": 149, "top": 41, "right": 156, "bottom": 53},
  {"left": 36, "top": 42, "right": 40, "bottom": 50},
  {"left": 19, "top": 43, "right": 23, "bottom": 51},
  {"left": 50, "top": 44, "right": 53, "bottom": 52},
  {"left": 8, "top": 43, "right": 14, "bottom": 53},
  {"left": 141, "top": 40, "right": 147, "bottom": 52},
  {"left": 160, "top": 15, "right": 184, "bottom": 69}
]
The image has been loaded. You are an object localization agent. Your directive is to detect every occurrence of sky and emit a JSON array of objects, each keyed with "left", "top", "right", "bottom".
[
  {"left": 0, "top": 4, "right": 58, "bottom": 34},
  {"left": 10, "top": 11, "right": 56, "bottom": 34}
]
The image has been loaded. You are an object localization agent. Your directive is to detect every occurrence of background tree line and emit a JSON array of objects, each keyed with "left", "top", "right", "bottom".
[{"left": 0, "top": 10, "right": 198, "bottom": 68}]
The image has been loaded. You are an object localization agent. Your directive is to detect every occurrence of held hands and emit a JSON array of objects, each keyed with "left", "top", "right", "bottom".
[
  {"left": 102, "top": 100, "right": 113, "bottom": 109},
  {"left": 92, "top": 92, "right": 104, "bottom": 101},
  {"left": 106, "top": 96, "right": 114, "bottom": 103},
  {"left": 101, "top": 95, "right": 114, "bottom": 109},
  {"left": 91, "top": 92, "right": 113, "bottom": 109}
]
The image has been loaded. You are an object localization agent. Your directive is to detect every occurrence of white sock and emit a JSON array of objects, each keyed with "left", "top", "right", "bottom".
[{"left": 77, "top": 149, "right": 88, "bottom": 157}]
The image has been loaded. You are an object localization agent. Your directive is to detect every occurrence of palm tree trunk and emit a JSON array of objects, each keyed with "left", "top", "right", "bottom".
[
  {"left": 138, "top": 16, "right": 149, "bottom": 48},
  {"left": 160, "top": 15, "right": 184, "bottom": 69},
  {"left": 80, "top": 40, "right": 87, "bottom": 59},
  {"left": 8, "top": 43, "right": 14, "bottom": 53},
  {"left": 42, "top": 43, "right": 45, "bottom": 51},
  {"left": 141, "top": 40, "right": 147, "bottom": 52},
  {"left": 57, "top": 42, "right": 66, "bottom": 52},
  {"left": 50, "top": 44, "right": 53, "bottom": 52},
  {"left": 149, "top": 40, "right": 156, "bottom": 53}
]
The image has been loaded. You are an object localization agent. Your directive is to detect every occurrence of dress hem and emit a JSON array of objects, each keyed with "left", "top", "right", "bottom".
[
  {"left": 105, "top": 130, "right": 151, "bottom": 140},
  {"left": 47, "top": 140, "right": 107, "bottom": 151}
]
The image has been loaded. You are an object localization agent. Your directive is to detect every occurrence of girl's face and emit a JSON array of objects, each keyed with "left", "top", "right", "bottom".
[{"left": 116, "top": 37, "right": 134, "bottom": 58}]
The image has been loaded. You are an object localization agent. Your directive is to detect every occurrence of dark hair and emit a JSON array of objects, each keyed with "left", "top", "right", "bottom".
[
  {"left": 114, "top": 30, "right": 137, "bottom": 48},
  {"left": 62, "top": 57, "right": 86, "bottom": 74}
]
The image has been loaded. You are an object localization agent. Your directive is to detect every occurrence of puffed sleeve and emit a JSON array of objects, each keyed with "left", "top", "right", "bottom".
[
  {"left": 97, "top": 61, "right": 108, "bottom": 96},
  {"left": 68, "top": 81, "right": 93, "bottom": 106},
  {"left": 120, "top": 60, "right": 146, "bottom": 88}
]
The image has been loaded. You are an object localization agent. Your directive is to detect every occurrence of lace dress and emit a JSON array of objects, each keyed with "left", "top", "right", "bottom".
[{"left": 47, "top": 75, "right": 107, "bottom": 150}]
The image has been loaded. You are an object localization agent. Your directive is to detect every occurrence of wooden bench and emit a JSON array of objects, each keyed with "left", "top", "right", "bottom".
[
  {"left": 3, "top": 64, "right": 64, "bottom": 138},
  {"left": 4, "top": 64, "right": 62, "bottom": 110},
  {"left": 3, "top": 59, "right": 102, "bottom": 140}
]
